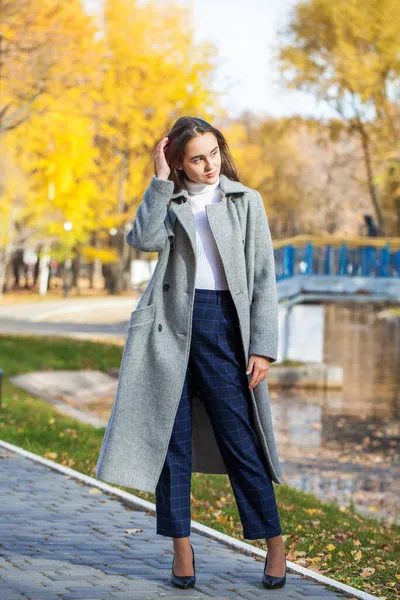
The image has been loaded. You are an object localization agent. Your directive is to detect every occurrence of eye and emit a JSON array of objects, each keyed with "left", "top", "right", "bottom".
[{"left": 192, "top": 149, "right": 218, "bottom": 164}]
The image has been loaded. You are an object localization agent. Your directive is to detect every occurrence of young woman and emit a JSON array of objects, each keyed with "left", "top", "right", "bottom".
[{"left": 96, "top": 116, "right": 286, "bottom": 590}]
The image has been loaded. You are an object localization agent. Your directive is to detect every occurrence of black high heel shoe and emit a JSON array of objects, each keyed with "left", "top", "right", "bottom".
[
  {"left": 171, "top": 543, "right": 196, "bottom": 589},
  {"left": 262, "top": 552, "right": 287, "bottom": 589}
]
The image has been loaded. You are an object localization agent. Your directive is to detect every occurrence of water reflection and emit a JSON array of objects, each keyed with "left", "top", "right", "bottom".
[{"left": 272, "top": 302, "right": 400, "bottom": 522}]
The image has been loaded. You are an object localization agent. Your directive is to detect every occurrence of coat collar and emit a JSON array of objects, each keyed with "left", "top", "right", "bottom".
[
  {"left": 170, "top": 173, "right": 247, "bottom": 202},
  {"left": 167, "top": 174, "right": 248, "bottom": 292}
]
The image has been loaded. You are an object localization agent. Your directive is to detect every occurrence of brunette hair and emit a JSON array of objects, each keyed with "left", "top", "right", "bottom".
[{"left": 158, "top": 117, "right": 240, "bottom": 195}]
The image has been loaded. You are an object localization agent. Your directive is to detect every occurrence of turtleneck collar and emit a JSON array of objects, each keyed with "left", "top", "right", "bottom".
[{"left": 183, "top": 175, "right": 220, "bottom": 195}]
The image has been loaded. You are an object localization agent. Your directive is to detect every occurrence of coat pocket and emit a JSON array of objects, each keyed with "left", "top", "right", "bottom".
[{"left": 128, "top": 303, "right": 155, "bottom": 328}]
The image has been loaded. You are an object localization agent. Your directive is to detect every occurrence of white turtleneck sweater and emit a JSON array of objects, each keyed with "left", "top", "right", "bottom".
[{"left": 183, "top": 175, "right": 229, "bottom": 290}]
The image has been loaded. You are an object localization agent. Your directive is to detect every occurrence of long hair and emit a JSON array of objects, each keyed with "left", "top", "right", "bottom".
[{"left": 156, "top": 117, "right": 240, "bottom": 198}]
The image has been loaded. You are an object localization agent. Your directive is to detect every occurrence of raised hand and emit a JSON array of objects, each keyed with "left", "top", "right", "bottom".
[{"left": 154, "top": 137, "right": 171, "bottom": 180}]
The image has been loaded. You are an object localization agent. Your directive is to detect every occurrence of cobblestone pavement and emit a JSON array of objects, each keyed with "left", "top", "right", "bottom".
[{"left": 0, "top": 446, "right": 358, "bottom": 600}]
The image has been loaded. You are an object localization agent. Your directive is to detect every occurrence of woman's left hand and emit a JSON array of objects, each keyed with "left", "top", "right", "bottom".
[{"left": 246, "top": 354, "right": 271, "bottom": 390}]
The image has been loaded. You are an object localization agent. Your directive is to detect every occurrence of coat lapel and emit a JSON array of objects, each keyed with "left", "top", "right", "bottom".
[{"left": 169, "top": 201, "right": 196, "bottom": 254}]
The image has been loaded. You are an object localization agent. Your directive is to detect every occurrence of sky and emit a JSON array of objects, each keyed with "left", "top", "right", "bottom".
[
  {"left": 84, "top": 0, "right": 336, "bottom": 120},
  {"left": 185, "top": 0, "right": 335, "bottom": 120}
]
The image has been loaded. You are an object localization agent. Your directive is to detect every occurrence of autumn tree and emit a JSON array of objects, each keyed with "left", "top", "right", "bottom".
[
  {"left": 0, "top": 0, "right": 98, "bottom": 134},
  {"left": 0, "top": 0, "right": 100, "bottom": 296},
  {"left": 276, "top": 0, "right": 400, "bottom": 234},
  {"left": 91, "top": 0, "right": 222, "bottom": 293},
  {"left": 1, "top": 0, "right": 222, "bottom": 296},
  {"left": 226, "top": 113, "right": 369, "bottom": 238}
]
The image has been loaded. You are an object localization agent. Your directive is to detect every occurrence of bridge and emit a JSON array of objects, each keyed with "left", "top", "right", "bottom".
[
  {"left": 273, "top": 236, "right": 400, "bottom": 362},
  {"left": 273, "top": 236, "right": 400, "bottom": 307}
]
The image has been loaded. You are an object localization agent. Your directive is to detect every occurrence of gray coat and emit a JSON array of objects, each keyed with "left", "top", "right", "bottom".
[{"left": 95, "top": 173, "right": 282, "bottom": 493}]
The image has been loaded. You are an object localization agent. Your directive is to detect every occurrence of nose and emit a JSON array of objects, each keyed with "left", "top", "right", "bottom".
[{"left": 205, "top": 159, "right": 215, "bottom": 172}]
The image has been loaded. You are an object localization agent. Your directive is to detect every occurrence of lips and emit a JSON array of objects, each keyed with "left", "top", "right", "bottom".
[{"left": 206, "top": 171, "right": 216, "bottom": 177}]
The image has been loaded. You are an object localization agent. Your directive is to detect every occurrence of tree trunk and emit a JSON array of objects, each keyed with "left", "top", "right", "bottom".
[{"left": 357, "top": 122, "right": 385, "bottom": 234}]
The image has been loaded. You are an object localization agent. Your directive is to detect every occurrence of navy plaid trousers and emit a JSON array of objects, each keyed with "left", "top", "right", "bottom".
[{"left": 155, "top": 288, "right": 282, "bottom": 540}]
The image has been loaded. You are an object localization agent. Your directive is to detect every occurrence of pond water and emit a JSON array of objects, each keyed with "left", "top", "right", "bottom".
[{"left": 271, "top": 302, "right": 400, "bottom": 523}]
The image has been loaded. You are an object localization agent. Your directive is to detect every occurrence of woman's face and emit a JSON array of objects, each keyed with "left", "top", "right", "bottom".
[{"left": 177, "top": 132, "right": 221, "bottom": 185}]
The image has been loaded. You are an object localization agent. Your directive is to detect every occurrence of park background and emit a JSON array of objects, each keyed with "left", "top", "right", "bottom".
[{"left": 0, "top": 1, "right": 399, "bottom": 599}]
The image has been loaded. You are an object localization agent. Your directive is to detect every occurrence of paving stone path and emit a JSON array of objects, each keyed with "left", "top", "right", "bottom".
[{"left": 0, "top": 446, "right": 358, "bottom": 600}]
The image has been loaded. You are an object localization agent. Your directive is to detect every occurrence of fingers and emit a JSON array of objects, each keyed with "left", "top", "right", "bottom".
[
  {"left": 154, "top": 137, "right": 171, "bottom": 176},
  {"left": 158, "top": 137, "right": 169, "bottom": 149},
  {"left": 248, "top": 366, "right": 262, "bottom": 390},
  {"left": 247, "top": 361, "right": 269, "bottom": 390},
  {"left": 154, "top": 137, "right": 169, "bottom": 157}
]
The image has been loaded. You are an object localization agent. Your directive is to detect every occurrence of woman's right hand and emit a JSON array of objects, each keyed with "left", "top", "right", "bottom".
[{"left": 154, "top": 137, "right": 171, "bottom": 180}]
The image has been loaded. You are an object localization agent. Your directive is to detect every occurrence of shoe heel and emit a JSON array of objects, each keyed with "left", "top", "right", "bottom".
[
  {"left": 171, "top": 543, "right": 196, "bottom": 589},
  {"left": 262, "top": 554, "right": 287, "bottom": 589}
]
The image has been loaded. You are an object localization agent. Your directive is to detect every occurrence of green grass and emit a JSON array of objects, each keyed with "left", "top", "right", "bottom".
[
  {"left": 0, "top": 334, "right": 122, "bottom": 376},
  {"left": 0, "top": 334, "right": 399, "bottom": 599}
]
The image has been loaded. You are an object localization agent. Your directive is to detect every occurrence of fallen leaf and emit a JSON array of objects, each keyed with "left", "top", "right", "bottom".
[
  {"left": 308, "top": 565, "right": 323, "bottom": 573},
  {"left": 360, "top": 568, "right": 375, "bottom": 578},
  {"left": 44, "top": 452, "right": 58, "bottom": 460},
  {"left": 309, "top": 557, "right": 322, "bottom": 563},
  {"left": 125, "top": 528, "right": 143, "bottom": 534}
]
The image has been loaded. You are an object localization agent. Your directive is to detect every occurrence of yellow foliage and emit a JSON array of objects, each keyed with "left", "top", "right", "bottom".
[
  {"left": 1, "top": 0, "right": 222, "bottom": 265},
  {"left": 81, "top": 246, "right": 119, "bottom": 264},
  {"left": 276, "top": 0, "right": 400, "bottom": 232}
]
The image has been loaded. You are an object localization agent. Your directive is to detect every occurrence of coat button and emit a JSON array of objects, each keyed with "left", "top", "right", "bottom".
[
  {"left": 163, "top": 283, "right": 170, "bottom": 291},
  {"left": 158, "top": 324, "right": 162, "bottom": 331}
]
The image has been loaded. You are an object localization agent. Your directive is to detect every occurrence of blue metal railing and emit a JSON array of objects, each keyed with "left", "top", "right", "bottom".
[{"left": 274, "top": 239, "right": 400, "bottom": 281}]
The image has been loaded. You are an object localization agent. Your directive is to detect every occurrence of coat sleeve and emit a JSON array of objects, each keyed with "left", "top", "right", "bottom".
[
  {"left": 248, "top": 190, "right": 279, "bottom": 363},
  {"left": 125, "top": 175, "right": 175, "bottom": 252}
]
